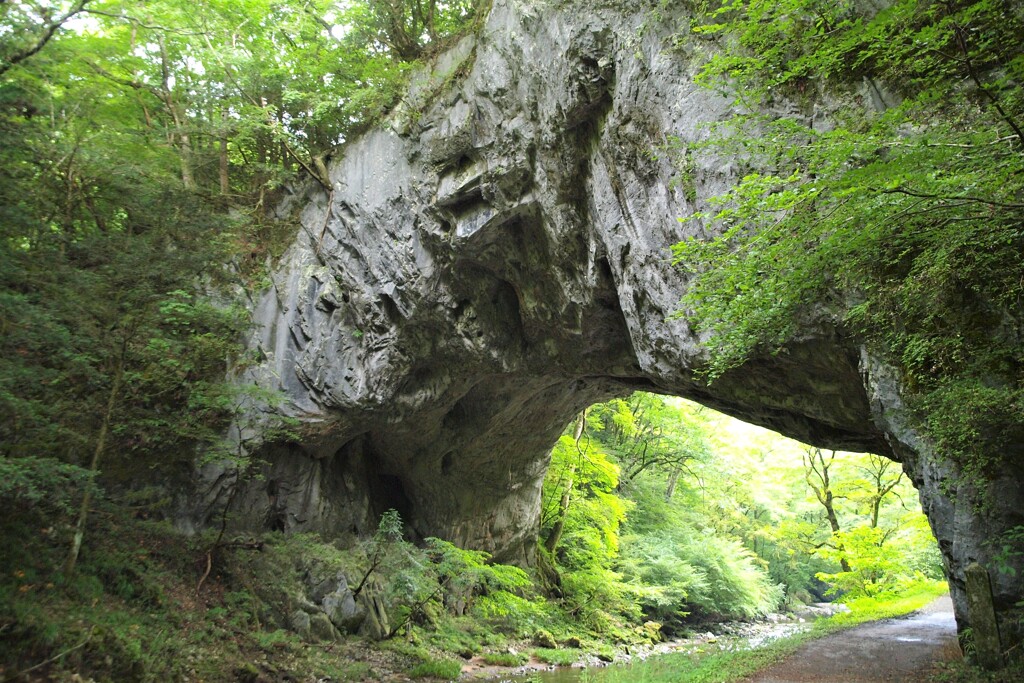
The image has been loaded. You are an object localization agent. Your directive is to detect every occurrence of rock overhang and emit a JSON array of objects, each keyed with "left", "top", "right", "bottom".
[{"left": 207, "top": 0, "right": 1024, "bottom": 647}]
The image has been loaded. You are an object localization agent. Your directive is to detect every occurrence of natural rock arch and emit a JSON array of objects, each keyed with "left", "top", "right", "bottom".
[{"left": 200, "top": 0, "right": 1024, "bottom": 651}]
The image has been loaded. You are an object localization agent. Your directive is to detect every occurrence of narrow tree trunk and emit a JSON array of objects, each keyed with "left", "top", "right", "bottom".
[
  {"left": 177, "top": 123, "right": 196, "bottom": 190},
  {"left": 805, "top": 448, "right": 852, "bottom": 573},
  {"left": 544, "top": 473, "right": 573, "bottom": 554},
  {"left": 665, "top": 466, "right": 682, "bottom": 501},
  {"left": 822, "top": 496, "right": 852, "bottom": 573},
  {"left": 218, "top": 109, "right": 230, "bottom": 196},
  {"left": 544, "top": 411, "right": 586, "bottom": 554},
  {"left": 157, "top": 35, "right": 195, "bottom": 191},
  {"left": 65, "top": 363, "right": 123, "bottom": 576}
]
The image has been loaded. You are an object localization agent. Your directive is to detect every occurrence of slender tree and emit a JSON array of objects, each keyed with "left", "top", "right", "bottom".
[{"left": 803, "top": 448, "right": 852, "bottom": 572}]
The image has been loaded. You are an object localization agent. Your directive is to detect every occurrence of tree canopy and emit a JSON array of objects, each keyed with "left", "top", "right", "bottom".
[
  {"left": 673, "top": 0, "right": 1024, "bottom": 480},
  {"left": 0, "top": 0, "right": 484, "bottom": 466}
]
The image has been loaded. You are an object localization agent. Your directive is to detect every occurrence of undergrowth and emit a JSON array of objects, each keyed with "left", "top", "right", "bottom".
[
  {"left": 3, "top": 499, "right": 1002, "bottom": 683},
  {"left": 0, "top": 505, "right": 386, "bottom": 682},
  {"left": 0, "top": 503, "right": 647, "bottom": 682}
]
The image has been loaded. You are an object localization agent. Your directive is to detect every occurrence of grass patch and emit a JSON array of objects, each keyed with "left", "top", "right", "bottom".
[
  {"left": 408, "top": 656, "right": 464, "bottom": 679},
  {"left": 482, "top": 651, "right": 528, "bottom": 666},
  {"left": 583, "top": 581, "right": 950, "bottom": 683},
  {"left": 533, "top": 647, "right": 580, "bottom": 666}
]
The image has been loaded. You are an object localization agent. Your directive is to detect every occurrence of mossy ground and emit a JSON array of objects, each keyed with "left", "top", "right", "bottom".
[{"left": 0, "top": 504, "right": 631, "bottom": 682}]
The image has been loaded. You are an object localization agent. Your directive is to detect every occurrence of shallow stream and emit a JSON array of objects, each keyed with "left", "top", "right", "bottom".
[{"left": 468, "top": 618, "right": 813, "bottom": 682}]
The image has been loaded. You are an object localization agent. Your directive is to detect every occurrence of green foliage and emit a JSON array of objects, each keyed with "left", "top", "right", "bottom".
[
  {"left": 549, "top": 393, "right": 943, "bottom": 633},
  {"left": 0, "top": 456, "right": 95, "bottom": 515},
  {"left": 539, "top": 397, "right": 789, "bottom": 634},
  {"left": 533, "top": 647, "right": 580, "bottom": 666},
  {"left": 816, "top": 525, "right": 906, "bottom": 597},
  {"left": 0, "top": 3, "right": 266, "bottom": 500},
  {"left": 673, "top": 0, "right": 1024, "bottom": 480},
  {"left": 425, "top": 536, "right": 542, "bottom": 635},
  {"left": 361, "top": 0, "right": 483, "bottom": 61},
  {"left": 1, "top": 508, "right": 213, "bottom": 681},
  {"left": 618, "top": 477, "right": 783, "bottom": 623},
  {"left": 407, "top": 656, "right": 463, "bottom": 679},
  {"left": 0, "top": 401, "right": 949, "bottom": 681},
  {"left": 473, "top": 587, "right": 553, "bottom": 634},
  {"left": 993, "top": 526, "right": 1024, "bottom": 577},
  {"left": 427, "top": 538, "right": 531, "bottom": 594},
  {"left": 540, "top": 427, "right": 638, "bottom": 632},
  {"left": 347, "top": 510, "right": 541, "bottom": 639},
  {"left": 482, "top": 651, "right": 528, "bottom": 666},
  {"left": 814, "top": 507, "right": 944, "bottom": 599},
  {"left": 0, "top": 0, "right": 485, "bottom": 462},
  {"left": 926, "top": 658, "right": 1024, "bottom": 682},
  {"left": 0, "top": 0, "right": 487, "bottom": 573},
  {"left": 589, "top": 394, "right": 712, "bottom": 483}
]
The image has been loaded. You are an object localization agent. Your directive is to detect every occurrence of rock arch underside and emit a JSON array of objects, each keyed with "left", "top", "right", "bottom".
[{"left": 197, "top": 0, "right": 1024, "bottom": 652}]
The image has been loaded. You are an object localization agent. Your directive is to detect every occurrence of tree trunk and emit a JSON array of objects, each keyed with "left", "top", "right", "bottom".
[
  {"left": 64, "top": 362, "right": 123, "bottom": 576},
  {"left": 177, "top": 120, "right": 196, "bottom": 190},
  {"left": 543, "top": 474, "right": 573, "bottom": 555},
  {"left": 157, "top": 35, "right": 195, "bottom": 191},
  {"left": 823, "top": 493, "right": 851, "bottom": 572},
  {"left": 665, "top": 465, "right": 682, "bottom": 501},
  {"left": 805, "top": 448, "right": 852, "bottom": 573},
  {"left": 544, "top": 411, "right": 586, "bottom": 554},
  {"left": 219, "top": 108, "right": 230, "bottom": 196}
]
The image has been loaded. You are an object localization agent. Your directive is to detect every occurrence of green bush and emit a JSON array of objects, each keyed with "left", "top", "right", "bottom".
[
  {"left": 533, "top": 647, "right": 579, "bottom": 666},
  {"left": 482, "top": 651, "right": 527, "bottom": 666},
  {"left": 617, "top": 479, "right": 782, "bottom": 623},
  {"left": 0, "top": 456, "right": 95, "bottom": 515},
  {"left": 408, "top": 657, "right": 463, "bottom": 679},
  {"left": 474, "top": 590, "right": 554, "bottom": 634}
]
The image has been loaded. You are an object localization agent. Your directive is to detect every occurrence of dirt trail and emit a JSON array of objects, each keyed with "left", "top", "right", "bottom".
[{"left": 748, "top": 596, "right": 961, "bottom": 682}]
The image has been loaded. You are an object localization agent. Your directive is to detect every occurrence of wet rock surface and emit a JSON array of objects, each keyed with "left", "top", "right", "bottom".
[{"left": 192, "top": 0, "right": 1024, "bottom": 644}]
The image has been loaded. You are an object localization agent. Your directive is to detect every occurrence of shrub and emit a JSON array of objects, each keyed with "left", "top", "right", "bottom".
[
  {"left": 482, "top": 651, "right": 527, "bottom": 666},
  {"left": 533, "top": 647, "right": 579, "bottom": 666},
  {"left": 408, "top": 657, "right": 463, "bottom": 679},
  {"left": 0, "top": 456, "right": 95, "bottom": 515}
]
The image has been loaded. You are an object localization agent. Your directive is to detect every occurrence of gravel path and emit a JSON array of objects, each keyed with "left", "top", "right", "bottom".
[{"left": 747, "top": 596, "right": 961, "bottom": 682}]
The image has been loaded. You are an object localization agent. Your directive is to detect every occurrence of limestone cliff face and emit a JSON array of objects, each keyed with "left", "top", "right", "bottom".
[{"left": 206, "top": 0, "right": 1023, "bottom": 644}]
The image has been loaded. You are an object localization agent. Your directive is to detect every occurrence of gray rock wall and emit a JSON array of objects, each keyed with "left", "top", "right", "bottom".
[{"left": 202, "top": 0, "right": 1023, "bottom": 648}]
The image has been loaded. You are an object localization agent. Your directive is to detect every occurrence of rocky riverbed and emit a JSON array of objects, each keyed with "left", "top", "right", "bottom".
[{"left": 467, "top": 604, "right": 852, "bottom": 682}]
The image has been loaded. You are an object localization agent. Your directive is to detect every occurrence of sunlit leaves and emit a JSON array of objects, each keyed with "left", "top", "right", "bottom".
[{"left": 673, "top": 0, "right": 1024, "bottom": 478}]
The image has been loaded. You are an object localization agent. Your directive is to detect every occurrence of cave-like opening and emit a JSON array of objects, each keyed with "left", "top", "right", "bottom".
[{"left": 536, "top": 391, "right": 947, "bottom": 637}]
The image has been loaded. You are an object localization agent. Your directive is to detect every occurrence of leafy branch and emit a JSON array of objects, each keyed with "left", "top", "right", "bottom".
[{"left": 0, "top": 0, "right": 92, "bottom": 77}]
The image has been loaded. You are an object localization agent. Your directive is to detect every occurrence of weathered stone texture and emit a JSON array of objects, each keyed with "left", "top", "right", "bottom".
[{"left": 195, "top": 0, "right": 1023, "bottom": 646}]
